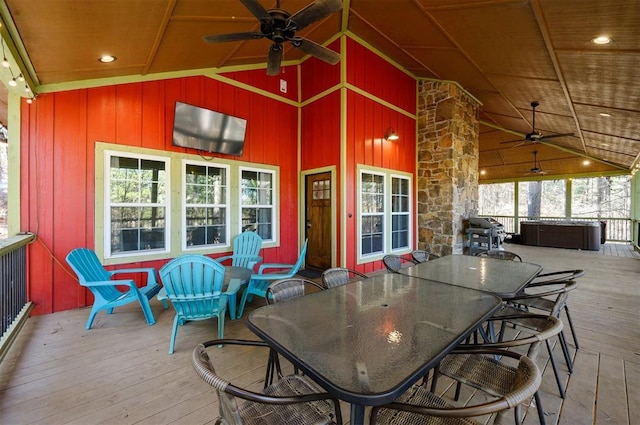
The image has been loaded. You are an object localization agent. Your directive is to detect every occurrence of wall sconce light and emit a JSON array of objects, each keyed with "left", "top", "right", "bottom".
[{"left": 384, "top": 127, "right": 399, "bottom": 141}]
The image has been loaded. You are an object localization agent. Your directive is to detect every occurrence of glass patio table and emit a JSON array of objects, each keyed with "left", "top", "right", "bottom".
[
  {"left": 400, "top": 254, "right": 543, "bottom": 299},
  {"left": 246, "top": 273, "right": 502, "bottom": 424}
]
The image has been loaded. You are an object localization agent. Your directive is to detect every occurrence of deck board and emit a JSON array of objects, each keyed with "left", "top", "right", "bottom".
[
  {"left": 597, "top": 354, "right": 629, "bottom": 424},
  {"left": 556, "top": 349, "right": 598, "bottom": 425},
  {"left": 0, "top": 243, "right": 638, "bottom": 424}
]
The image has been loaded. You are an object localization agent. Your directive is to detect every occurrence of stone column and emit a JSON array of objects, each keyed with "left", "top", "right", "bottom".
[{"left": 416, "top": 81, "right": 480, "bottom": 255}]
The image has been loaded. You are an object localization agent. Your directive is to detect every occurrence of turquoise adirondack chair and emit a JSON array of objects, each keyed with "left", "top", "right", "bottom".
[
  {"left": 159, "top": 254, "right": 240, "bottom": 354},
  {"left": 216, "top": 231, "right": 263, "bottom": 318},
  {"left": 66, "top": 248, "right": 168, "bottom": 330},
  {"left": 217, "top": 231, "right": 263, "bottom": 270},
  {"left": 236, "top": 239, "right": 308, "bottom": 319}
]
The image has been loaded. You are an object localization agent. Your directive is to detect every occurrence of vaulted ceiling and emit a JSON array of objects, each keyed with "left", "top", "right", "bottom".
[{"left": 0, "top": 0, "right": 638, "bottom": 180}]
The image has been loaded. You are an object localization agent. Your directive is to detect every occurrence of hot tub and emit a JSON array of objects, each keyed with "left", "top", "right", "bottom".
[{"left": 520, "top": 220, "right": 601, "bottom": 251}]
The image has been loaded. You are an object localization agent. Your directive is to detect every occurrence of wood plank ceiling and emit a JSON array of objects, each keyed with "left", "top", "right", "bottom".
[{"left": 0, "top": 0, "right": 638, "bottom": 181}]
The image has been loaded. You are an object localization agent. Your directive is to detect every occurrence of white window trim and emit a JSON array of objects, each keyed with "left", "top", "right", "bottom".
[
  {"left": 357, "top": 165, "right": 413, "bottom": 264},
  {"left": 390, "top": 173, "right": 412, "bottom": 252},
  {"left": 182, "top": 159, "right": 231, "bottom": 251},
  {"left": 96, "top": 142, "right": 280, "bottom": 265},
  {"left": 103, "top": 149, "right": 171, "bottom": 260},
  {"left": 239, "top": 165, "right": 278, "bottom": 243}
]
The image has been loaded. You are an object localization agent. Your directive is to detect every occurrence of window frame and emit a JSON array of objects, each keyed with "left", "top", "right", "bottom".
[
  {"left": 103, "top": 149, "right": 171, "bottom": 260},
  {"left": 182, "top": 159, "right": 231, "bottom": 251},
  {"left": 390, "top": 173, "right": 412, "bottom": 251},
  {"left": 96, "top": 142, "right": 280, "bottom": 265},
  {"left": 239, "top": 165, "right": 278, "bottom": 243},
  {"left": 357, "top": 166, "right": 413, "bottom": 263}
]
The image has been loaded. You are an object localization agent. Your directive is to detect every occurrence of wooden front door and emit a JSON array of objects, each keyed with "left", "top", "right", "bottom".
[{"left": 305, "top": 172, "right": 332, "bottom": 270}]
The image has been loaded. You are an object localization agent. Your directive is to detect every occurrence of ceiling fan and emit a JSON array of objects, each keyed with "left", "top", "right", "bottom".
[
  {"left": 501, "top": 101, "right": 574, "bottom": 147},
  {"left": 524, "top": 150, "right": 549, "bottom": 175},
  {"left": 203, "top": 0, "right": 342, "bottom": 76}
]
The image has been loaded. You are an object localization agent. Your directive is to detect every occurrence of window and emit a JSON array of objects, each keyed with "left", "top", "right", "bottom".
[
  {"left": 106, "top": 152, "right": 169, "bottom": 257},
  {"left": 99, "top": 144, "right": 279, "bottom": 263},
  {"left": 391, "top": 176, "right": 410, "bottom": 249},
  {"left": 359, "top": 168, "right": 412, "bottom": 260},
  {"left": 240, "top": 167, "right": 276, "bottom": 241},
  {"left": 361, "top": 172, "right": 385, "bottom": 256},
  {"left": 183, "top": 161, "right": 229, "bottom": 249}
]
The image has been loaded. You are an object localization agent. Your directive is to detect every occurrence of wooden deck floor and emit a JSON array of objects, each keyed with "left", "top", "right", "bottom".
[{"left": 0, "top": 244, "right": 638, "bottom": 424}]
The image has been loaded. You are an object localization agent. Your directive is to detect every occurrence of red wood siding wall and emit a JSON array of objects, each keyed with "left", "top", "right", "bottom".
[
  {"left": 299, "top": 36, "right": 417, "bottom": 274},
  {"left": 301, "top": 39, "right": 341, "bottom": 101},
  {"left": 20, "top": 76, "right": 299, "bottom": 316},
  {"left": 19, "top": 35, "right": 418, "bottom": 315},
  {"left": 346, "top": 38, "right": 416, "bottom": 115},
  {"left": 223, "top": 65, "right": 299, "bottom": 103}
]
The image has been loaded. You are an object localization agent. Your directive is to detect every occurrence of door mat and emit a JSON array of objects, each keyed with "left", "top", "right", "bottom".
[{"left": 296, "top": 268, "right": 323, "bottom": 279}]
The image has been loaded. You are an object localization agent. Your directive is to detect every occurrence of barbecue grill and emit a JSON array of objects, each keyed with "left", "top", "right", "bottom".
[{"left": 467, "top": 217, "right": 506, "bottom": 255}]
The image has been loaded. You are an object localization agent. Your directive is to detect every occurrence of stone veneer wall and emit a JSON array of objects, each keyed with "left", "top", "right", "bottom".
[{"left": 416, "top": 81, "right": 480, "bottom": 255}]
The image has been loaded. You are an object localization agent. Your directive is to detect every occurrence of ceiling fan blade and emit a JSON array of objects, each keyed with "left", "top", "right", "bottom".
[
  {"left": 240, "top": 0, "right": 273, "bottom": 24},
  {"left": 288, "top": 0, "right": 343, "bottom": 31},
  {"left": 292, "top": 37, "right": 340, "bottom": 64},
  {"left": 540, "top": 132, "right": 575, "bottom": 140},
  {"left": 509, "top": 141, "right": 529, "bottom": 149},
  {"left": 499, "top": 137, "right": 526, "bottom": 145},
  {"left": 266, "top": 45, "right": 283, "bottom": 76},
  {"left": 204, "top": 32, "right": 264, "bottom": 43}
]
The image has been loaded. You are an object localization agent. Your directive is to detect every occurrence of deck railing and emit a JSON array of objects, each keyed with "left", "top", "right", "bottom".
[
  {"left": 480, "top": 215, "right": 632, "bottom": 242},
  {"left": 0, "top": 233, "right": 35, "bottom": 363}
]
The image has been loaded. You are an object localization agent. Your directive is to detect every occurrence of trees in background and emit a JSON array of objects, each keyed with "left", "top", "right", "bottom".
[{"left": 479, "top": 176, "right": 630, "bottom": 220}]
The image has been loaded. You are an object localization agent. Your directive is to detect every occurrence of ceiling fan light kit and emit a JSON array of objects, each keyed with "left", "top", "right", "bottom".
[{"left": 204, "top": 0, "right": 343, "bottom": 76}]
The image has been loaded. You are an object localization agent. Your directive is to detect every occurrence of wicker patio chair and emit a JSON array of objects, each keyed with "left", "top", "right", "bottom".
[
  {"left": 371, "top": 349, "right": 541, "bottom": 425},
  {"left": 382, "top": 254, "right": 416, "bottom": 273},
  {"left": 476, "top": 250, "right": 522, "bottom": 261},
  {"left": 506, "top": 273, "right": 583, "bottom": 374},
  {"left": 321, "top": 267, "right": 367, "bottom": 289},
  {"left": 431, "top": 313, "right": 563, "bottom": 425},
  {"left": 411, "top": 250, "right": 440, "bottom": 263},
  {"left": 521, "top": 269, "right": 584, "bottom": 350},
  {"left": 193, "top": 339, "right": 343, "bottom": 425},
  {"left": 266, "top": 278, "right": 325, "bottom": 304},
  {"left": 263, "top": 278, "right": 326, "bottom": 386}
]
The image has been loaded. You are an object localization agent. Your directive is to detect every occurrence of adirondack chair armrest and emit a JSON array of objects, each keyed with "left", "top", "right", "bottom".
[
  {"left": 80, "top": 279, "right": 139, "bottom": 291},
  {"left": 216, "top": 255, "right": 233, "bottom": 264},
  {"left": 107, "top": 267, "right": 158, "bottom": 285},
  {"left": 224, "top": 278, "right": 243, "bottom": 295},
  {"left": 217, "top": 254, "right": 263, "bottom": 269},
  {"left": 257, "top": 262, "right": 294, "bottom": 273}
]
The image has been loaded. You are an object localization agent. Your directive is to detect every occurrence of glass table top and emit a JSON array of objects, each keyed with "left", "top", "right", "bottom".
[
  {"left": 400, "top": 255, "right": 542, "bottom": 298},
  {"left": 247, "top": 273, "right": 501, "bottom": 406}
]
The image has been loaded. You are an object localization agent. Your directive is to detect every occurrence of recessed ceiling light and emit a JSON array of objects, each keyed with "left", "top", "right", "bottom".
[
  {"left": 99, "top": 55, "right": 117, "bottom": 63},
  {"left": 583, "top": 159, "right": 591, "bottom": 166},
  {"left": 480, "top": 169, "right": 486, "bottom": 175},
  {"left": 592, "top": 36, "right": 611, "bottom": 45},
  {"left": 599, "top": 112, "right": 611, "bottom": 117}
]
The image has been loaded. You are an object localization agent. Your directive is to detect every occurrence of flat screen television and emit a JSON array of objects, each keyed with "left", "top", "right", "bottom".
[{"left": 172, "top": 101, "right": 247, "bottom": 156}]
